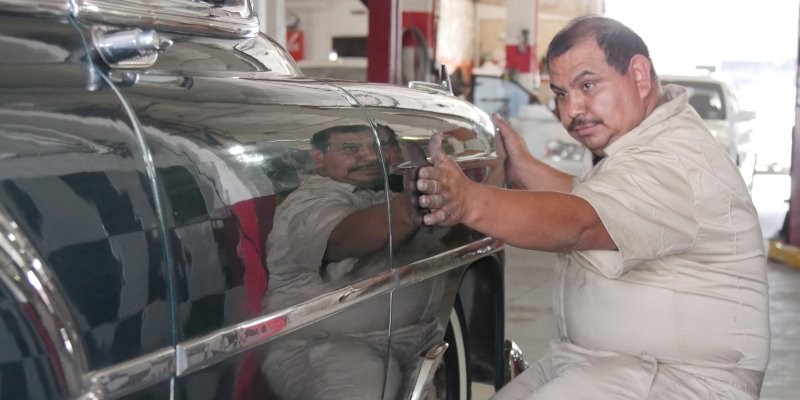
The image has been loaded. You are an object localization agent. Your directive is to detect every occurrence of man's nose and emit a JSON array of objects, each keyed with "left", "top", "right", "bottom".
[
  {"left": 359, "top": 146, "right": 379, "bottom": 162},
  {"left": 563, "top": 93, "right": 586, "bottom": 120}
]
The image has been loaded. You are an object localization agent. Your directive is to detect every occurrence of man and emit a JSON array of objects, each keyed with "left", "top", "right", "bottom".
[
  {"left": 416, "top": 16, "right": 770, "bottom": 399},
  {"left": 261, "top": 123, "right": 427, "bottom": 399},
  {"left": 264, "top": 123, "right": 421, "bottom": 311}
]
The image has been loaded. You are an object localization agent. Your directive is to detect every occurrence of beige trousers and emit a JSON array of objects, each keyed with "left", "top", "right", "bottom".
[{"left": 492, "top": 342, "right": 762, "bottom": 400}]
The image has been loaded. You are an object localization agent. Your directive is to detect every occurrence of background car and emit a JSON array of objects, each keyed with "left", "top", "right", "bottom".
[
  {"left": 0, "top": 1, "right": 520, "bottom": 399},
  {"left": 469, "top": 75, "right": 583, "bottom": 177},
  {"left": 472, "top": 72, "right": 759, "bottom": 183},
  {"left": 660, "top": 72, "right": 757, "bottom": 187}
]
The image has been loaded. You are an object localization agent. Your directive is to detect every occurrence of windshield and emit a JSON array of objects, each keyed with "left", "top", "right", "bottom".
[{"left": 662, "top": 80, "right": 726, "bottom": 120}]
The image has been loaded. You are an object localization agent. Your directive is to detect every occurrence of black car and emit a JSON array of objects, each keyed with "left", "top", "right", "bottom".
[{"left": 0, "top": 1, "right": 524, "bottom": 399}]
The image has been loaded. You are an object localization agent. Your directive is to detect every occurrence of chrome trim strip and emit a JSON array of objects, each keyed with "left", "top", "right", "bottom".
[
  {"left": 452, "top": 153, "right": 499, "bottom": 164},
  {"left": 394, "top": 237, "right": 502, "bottom": 290},
  {"left": 2, "top": 200, "right": 502, "bottom": 393},
  {"left": 0, "top": 0, "right": 71, "bottom": 16},
  {"left": 393, "top": 153, "right": 499, "bottom": 172},
  {"left": 0, "top": 205, "right": 89, "bottom": 397},
  {"left": 409, "top": 341, "right": 449, "bottom": 400},
  {"left": 408, "top": 64, "right": 454, "bottom": 97},
  {"left": 72, "top": 0, "right": 260, "bottom": 39},
  {"left": 503, "top": 340, "right": 528, "bottom": 384},
  {"left": 80, "top": 347, "right": 175, "bottom": 400},
  {"left": 176, "top": 270, "right": 396, "bottom": 376},
  {"left": 175, "top": 237, "right": 502, "bottom": 376}
]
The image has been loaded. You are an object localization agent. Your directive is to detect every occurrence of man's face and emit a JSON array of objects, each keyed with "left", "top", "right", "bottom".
[
  {"left": 315, "top": 129, "right": 398, "bottom": 189},
  {"left": 549, "top": 38, "right": 648, "bottom": 155}
]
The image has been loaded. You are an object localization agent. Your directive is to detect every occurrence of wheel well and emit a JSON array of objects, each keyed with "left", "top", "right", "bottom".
[{"left": 456, "top": 252, "right": 505, "bottom": 391}]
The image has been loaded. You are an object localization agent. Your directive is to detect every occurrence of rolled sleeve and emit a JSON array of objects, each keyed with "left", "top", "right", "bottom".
[{"left": 572, "top": 148, "right": 699, "bottom": 276}]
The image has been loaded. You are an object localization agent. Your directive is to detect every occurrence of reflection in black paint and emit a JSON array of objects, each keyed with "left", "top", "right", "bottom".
[
  {"left": 158, "top": 166, "right": 210, "bottom": 226},
  {"left": 0, "top": 181, "right": 43, "bottom": 237},
  {"left": 60, "top": 172, "right": 141, "bottom": 236}
]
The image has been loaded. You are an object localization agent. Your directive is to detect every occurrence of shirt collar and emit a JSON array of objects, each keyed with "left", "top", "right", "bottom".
[{"left": 601, "top": 84, "right": 689, "bottom": 158}]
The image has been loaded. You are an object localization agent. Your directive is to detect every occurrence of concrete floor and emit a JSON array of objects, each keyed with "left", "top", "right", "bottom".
[{"left": 474, "top": 173, "right": 800, "bottom": 399}]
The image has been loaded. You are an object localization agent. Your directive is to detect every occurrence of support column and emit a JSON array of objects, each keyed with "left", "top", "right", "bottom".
[
  {"left": 401, "top": 0, "right": 437, "bottom": 83},
  {"left": 436, "top": 0, "right": 475, "bottom": 84},
  {"left": 255, "top": 0, "right": 287, "bottom": 48},
  {"left": 789, "top": 6, "right": 800, "bottom": 246},
  {"left": 368, "top": 0, "right": 402, "bottom": 84},
  {"left": 505, "top": 0, "right": 539, "bottom": 92}
]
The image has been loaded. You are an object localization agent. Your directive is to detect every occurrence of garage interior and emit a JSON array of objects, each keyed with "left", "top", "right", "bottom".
[{"left": 255, "top": 0, "right": 800, "bottom": 398}]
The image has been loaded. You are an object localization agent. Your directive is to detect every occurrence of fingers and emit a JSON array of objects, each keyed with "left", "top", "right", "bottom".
[
  {"left": 419, "top": 194, "right": 443, "bottom": 208},
  {"left": 423, "top": 208, "right": 451, "bottom": 226},
  {"left": 492, "top": 113, "right": 517, "bottom": 137},
  {"left": 428, "top": 132, "right": 447, "bottom": 166},
  {"left": 417, "top": 166, "right": 441, "bottom": 181},
  {"left": 492, "top": 113, "right": 524, "bottom": 144},
  {"left": 492, "top": 117, "right": 507, "bottom": 161}
]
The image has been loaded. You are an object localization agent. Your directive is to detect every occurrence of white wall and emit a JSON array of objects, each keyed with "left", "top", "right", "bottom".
[
  {"left": 255, "top": 0, "right": 287, "bottom": 48},
  {"left": 286, "top": 0, "right": 369, "bottom": 63},
  {"left": 606, "top": 0, "right": 800, "bottom": 68}
]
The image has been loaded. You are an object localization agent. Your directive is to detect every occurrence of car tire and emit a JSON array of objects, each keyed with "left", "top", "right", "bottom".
[{"left": 430, "top": 298, "right": 471, "bottom": 400}]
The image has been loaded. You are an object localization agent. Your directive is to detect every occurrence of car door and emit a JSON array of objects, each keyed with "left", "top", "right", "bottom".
[
  {"left": 97, "top": 20, "right": 397, "bottom": 400},
  {"left": 334, "top": 82, "right": 508, "bottom": 399},
  {"left": 0, "top": 7, "right": 174, "bottom": 400}
]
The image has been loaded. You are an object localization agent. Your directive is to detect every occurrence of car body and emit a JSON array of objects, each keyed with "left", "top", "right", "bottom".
[{"left": 0, "top": 1, "right": 520, "bottom": 399}]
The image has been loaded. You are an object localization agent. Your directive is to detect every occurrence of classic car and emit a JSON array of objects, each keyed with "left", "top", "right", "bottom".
[{"left": 0, "top": 1, "right": 524, "bottom": 399}]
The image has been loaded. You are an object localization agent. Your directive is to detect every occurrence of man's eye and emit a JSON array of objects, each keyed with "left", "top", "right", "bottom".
[
  {"left": 582, "top": 82, "right": 594, "bottom": 90},
  {"left": 556, "top": 91, "right": 567, "bottom": 98}
]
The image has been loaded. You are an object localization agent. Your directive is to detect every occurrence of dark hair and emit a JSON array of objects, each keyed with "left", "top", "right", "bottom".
[
  {"left": 311, "top": 124, "right": 397, "bottom": 152},
  {"left": 546, "top": 15, "right": 657, "bottom": 80}
]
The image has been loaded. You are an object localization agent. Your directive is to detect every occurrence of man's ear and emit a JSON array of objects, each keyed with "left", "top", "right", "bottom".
[
  {"left": 311, "top": 148, "right": 325, "bottom": 170},
  {"left": 629, "top": 54, "right": 653, "bottom": 99}
]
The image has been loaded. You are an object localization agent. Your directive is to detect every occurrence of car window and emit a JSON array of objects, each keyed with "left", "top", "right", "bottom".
[{"left": 662, "top": 80, "right": 727, "bottom": 120}]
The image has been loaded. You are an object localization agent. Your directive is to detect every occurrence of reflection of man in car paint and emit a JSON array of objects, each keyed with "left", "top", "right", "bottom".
[
  {"left": 260, "top": 124, "right": 432, "bottom": 400},
  {"left": 263, "top": 124, "right": 422, "bottom": 311},
  {"left": 417, "top": 15, "right": 769, "bottom": 400}
]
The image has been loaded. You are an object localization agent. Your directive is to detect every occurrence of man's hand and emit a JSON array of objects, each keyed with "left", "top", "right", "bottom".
[
  {"left": 416, "top": 133, "right": 476, "bottom": 226},
  {"left": 492, "top": 113, "right": 538, "bottom": 189},
  {"left": 493, "top": 113, "right": 576, "bottom": 193}
]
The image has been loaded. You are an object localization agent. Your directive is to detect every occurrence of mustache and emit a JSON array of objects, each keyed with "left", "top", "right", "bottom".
[
  {"left": 568, "top": 117, "right": 603, "bottom": 132},
  {"left": 347, "top": 162, "right": 383, "bottom": 174}
]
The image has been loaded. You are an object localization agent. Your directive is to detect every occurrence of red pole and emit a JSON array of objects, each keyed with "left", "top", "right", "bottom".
[{"left": 368, "top": 0, "right": 401, "bottom": 84}]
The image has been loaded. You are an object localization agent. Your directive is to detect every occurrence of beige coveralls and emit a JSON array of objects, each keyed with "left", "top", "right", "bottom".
[{"left": 493, "top": 85, "right": 770, "bottom": 400}]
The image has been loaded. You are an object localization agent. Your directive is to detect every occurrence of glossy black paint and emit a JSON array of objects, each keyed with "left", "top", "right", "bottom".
[
  {"left": 0, "top": 3, "right": 508, "bottom": 399},
  {"left": 0, "top": 280, "right": 62, "bottom": 400},
  {"left": 109, "top": 32, "right": 395, "bottom": 395},
  {"left": 0, "top": 13, "right": 173, "bottom": 373}
]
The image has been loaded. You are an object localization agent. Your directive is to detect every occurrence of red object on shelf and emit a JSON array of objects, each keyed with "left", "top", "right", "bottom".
[
  {"left": 505, "top": 45, "right": 537, "bottom": 74},
  {"left": 286, "top": 30, "right": 304, "bottom": 61}
]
